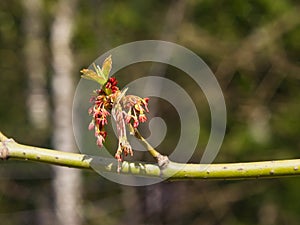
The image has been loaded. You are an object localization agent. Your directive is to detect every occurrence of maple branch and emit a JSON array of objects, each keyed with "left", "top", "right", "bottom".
[{"left": 1, "top": 132, "right": 300, "bottom": 180}]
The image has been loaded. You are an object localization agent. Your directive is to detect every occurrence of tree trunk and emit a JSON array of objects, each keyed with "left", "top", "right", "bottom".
[
  {"left": 22, "top": 1, "right": 52, "bottom": 224},
  {"left": 23, "top": 0, "right": 49, "bottom": 130},
  {"left": 50, "top": 1, "right": 82, "bottom": 225}
]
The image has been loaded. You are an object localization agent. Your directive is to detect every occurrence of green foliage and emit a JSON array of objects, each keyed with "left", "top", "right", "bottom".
[{"left": 81, "top": 55, "right": 112, "bottom": 86}]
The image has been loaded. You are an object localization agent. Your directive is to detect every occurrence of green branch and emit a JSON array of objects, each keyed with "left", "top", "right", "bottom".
[{"left": 1, "top": 132, "right": 300, "bottom": 180}]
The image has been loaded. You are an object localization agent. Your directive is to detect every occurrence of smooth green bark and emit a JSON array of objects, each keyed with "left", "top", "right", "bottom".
[{"left": 1, "top": 132, "right": 300, "bottom": 180}]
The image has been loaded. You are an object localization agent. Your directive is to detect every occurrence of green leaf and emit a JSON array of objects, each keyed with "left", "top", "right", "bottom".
[
  {"left": 80, "top": 68, "right": 106, "bottom": 85},
  {"left": 80, "top": 55, "right": 112, "bottom": 85},
  {"left": 101, "top": 55, "right": 112, "bottom": 80}
]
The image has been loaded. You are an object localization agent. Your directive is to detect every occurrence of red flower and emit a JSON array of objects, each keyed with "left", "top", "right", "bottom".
[
  {"left": 143, "top": 98, "right": 149, "bottom": 112},
  {"left": 105, "top": 77, "right": 119, "bottom": 94},
  {"left": 139, "top": 114, "right": 147, "bottom": 123},
  {"left": 133, "top": 118, "right": 139, "bottom": 128},
  {"left": 84, "top": 69, "right": 150, "bottom": 171},
  {"left": 120, "top": 95, "right": 149, "bottom": 129}
]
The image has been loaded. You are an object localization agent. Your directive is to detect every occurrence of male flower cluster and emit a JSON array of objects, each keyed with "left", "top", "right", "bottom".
[
  {"left": 122, "top": 95, "right": 149, "bottom": 129},
  {"left": 87, "top": 77, "right": 119, "bottom": 147},
  {"left": 112, "top": 91, "right": 149, "bottom": 163},
  {"left": 81, "top": 55, "right": 150, "bottom": 165}
]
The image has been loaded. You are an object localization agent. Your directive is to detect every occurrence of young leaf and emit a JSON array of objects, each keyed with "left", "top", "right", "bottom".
[
  {"left": 101, "top": 55, "right": 112, "bottom": 80},
  {"left": 80, "top": 55, "right": 112, "bottom": 85},
  {"left": 93, "top": 64, "right": 105, "bottom": 80},
  {"left": 80, "top": 67, "right": 106, "bottom": 85}
]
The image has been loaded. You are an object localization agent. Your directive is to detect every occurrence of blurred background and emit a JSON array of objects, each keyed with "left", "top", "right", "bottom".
[{"left": 0, "top": 0, "right": 300, "bottom": 224}]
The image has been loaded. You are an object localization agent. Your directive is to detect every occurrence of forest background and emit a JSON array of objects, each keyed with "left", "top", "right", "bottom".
[{"left": 0, "top": 0, "right": 299, "bottom": 225}]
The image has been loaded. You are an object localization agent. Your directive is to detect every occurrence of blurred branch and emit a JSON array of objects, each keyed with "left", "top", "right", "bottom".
[
  {"left": 179, "top": 23, "right": 231, "bottom": 59},
  {"left": 215, "top": 6, "right": 300, "bottom": 85},
  {"left": 1, "top": 132, "right": 300, "bottom": 180},
  {"left": 180, "top": 6, "right": 300, "bottom": 84}
]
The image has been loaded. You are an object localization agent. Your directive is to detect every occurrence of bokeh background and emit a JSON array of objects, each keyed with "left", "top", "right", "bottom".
[{"left": 0, "top": 0, "right": 300, "bottom": 224}]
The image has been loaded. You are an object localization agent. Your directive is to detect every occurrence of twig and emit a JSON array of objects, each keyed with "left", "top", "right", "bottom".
[
  {"left": 1, "top": 132, "right": 300, "bottom": 180},
  {"left": 130, "top": 126, "right": 169, "bottom": 168}
]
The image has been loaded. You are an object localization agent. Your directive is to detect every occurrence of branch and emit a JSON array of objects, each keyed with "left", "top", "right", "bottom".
[{"left": 1, "top": 132, "right": 300, "bottom": 180}]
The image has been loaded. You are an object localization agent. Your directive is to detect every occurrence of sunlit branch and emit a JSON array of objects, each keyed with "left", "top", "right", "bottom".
[{"left": 1, "top": 131, "right": 300, "bottom": 180}]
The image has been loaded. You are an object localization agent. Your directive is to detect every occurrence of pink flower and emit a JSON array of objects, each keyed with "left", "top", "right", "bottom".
[
  {"left": 121, "top": 95, "right": 150, "bottom": 128},
  {"left": 96, "top": 135, "right": 105, "bottom": 147},
  {"left": 139, "top": 114, "right": 147, "bottom": 123},
  {"left": 133, "top": 118, "right": 139, "bottom": 128},
  {"left": 88, "top": 121, "right": 95, "bottom": 130},
  {"left": 89, "top": 96, "right": 96, "bottom": 103},
  {"left": 143, "top": 98, "right": 149, "bottom": 112},
  {"left": 115, "top": 153, "right": 122, "bottom": 162},
  {"left": 100, "top": 108, "right": 110, "bottom": 116},
  {"left": 84, "top": 66, "right": 150, "bottom": 170},
  {"left": 88, "top": 107, "right": 93, "bottom": 115},
  {"left": 96, "top": 117, "right": 107, "bottom": 126},
  {"left": 125, "top": 114, "right": 132, "bottom": 124}
]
